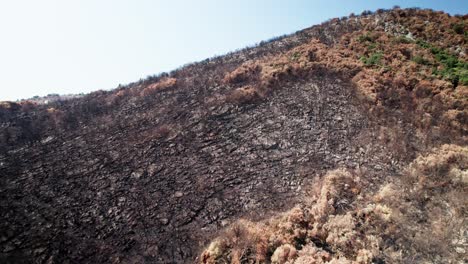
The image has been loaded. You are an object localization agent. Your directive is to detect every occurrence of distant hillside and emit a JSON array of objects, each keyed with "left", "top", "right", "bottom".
[{"left": 0, "top": 7, "right": 466, "bottom": 264}]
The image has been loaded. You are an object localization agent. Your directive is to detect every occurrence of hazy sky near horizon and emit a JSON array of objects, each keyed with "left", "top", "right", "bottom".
[{"left": 0, "top": 0, "right": 467, "bottom": 101}]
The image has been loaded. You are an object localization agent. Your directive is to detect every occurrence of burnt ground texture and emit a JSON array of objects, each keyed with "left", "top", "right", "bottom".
[
  {"left": 0, "top": 8, "right": 467, "bottom": 264},
  {"left": 1, "top": 75, "right": 393, "bottom": 263}
]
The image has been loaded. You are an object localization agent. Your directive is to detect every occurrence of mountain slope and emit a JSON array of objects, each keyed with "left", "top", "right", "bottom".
[{"left": 0, "top": 8, "right": 467, "bottom": 264}]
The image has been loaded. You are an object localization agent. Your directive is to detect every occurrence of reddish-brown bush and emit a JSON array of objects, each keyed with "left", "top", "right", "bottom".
[{"left": 140, "top": 77, "right": 177, "bottom": 97}]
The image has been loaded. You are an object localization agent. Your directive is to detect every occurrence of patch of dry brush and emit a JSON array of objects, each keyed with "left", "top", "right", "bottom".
[
  {"left": 140, "top": 77, "right": 177, "bottom": 97},
  {"left": 200, "top": 144, "right": 468, "bottom": 263}
]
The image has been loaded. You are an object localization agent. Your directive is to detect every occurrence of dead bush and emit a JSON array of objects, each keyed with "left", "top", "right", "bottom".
[
  {"left": 223, "top": 62, "right": 261, "bottom": 84},
  {"left": 140, "top": 77, "right": 177, "bottom": 97},
  {"left": 225, "top": 86, "right": 262, "bottom": 104},
  {"left": 201, "top": 220, "right": 270, "bottom": 264},
  {"left": 271, "top": 244, "right": 297, "bottom": 264}
]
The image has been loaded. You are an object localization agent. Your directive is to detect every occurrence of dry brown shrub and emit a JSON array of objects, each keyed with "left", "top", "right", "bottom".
[
  {"left": 0, "top": 101, "right": 13, "bottom": 109},
  {"left": 106, "top": 88, "right": 130, "bottom": 106},
  {"left": 409, "top": 144, "right": 467, "bottom": 183},
  {"left": 46, "top": 107, "right": 57, "bottom": 113},
  {"left": 271, "top": 244, "right": 297, "bottom": 264},
  {"left": 223, "top": 62, "right": 261, "bottom": 84},
  {"left": 378, "top": 144, "right": 468, "bottom": 262},
  {"left": 140, "top": 77, "right": 177, "bottom": 96},
  {"left": 225, "top": 86, "right": 262, "bottom": 104},
  {"left": 323, "top": 213, "right": 358, "bottom": 255},
  {"left": 443, "top": 109, "right": 467, "bottom": 133},
  {"left": 311, "top": 169, "right": 360, "bottom": 218},
  {"left": 293, "top": 244, "right": 331, "bottom": 264},
  {"left": 201, "top": 220, "right": 270, "bottom": 264}
]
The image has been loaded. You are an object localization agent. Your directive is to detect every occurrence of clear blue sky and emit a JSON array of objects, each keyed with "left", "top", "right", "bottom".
[{"left": 0, "top": 0, "right": 466, "bottom": 101}]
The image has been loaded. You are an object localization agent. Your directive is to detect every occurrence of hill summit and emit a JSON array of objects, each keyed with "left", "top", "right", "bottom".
[{"left": 0, "top": 7, "right": 467, "bottom": 263}]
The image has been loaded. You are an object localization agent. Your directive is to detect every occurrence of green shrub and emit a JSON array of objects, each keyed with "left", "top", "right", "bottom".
[
  {"left": 412, "top": 55, "right": 430, "bottom": 65},
  {"left": 452, "top": 23, "right": 465, "bottom": 34},
  {"left": 360, "top": 52, "right": 383, "bottom": 66},
  {"left": 358, "top": 33, "right": 374, "bottom": 43},
  {"left": 433, "top": 51, "right": 468, "bottom": 86},
  {"left": 417, "top": 39, "right": 468, "bottom": 86},
  {"left": 367, "top": 42, "right": 377, "bottom": 50},
  {"left": 416, "top": 39, "right": 431, "bottom": 49},
  {"left": 394, "top": 36, "right": 413, "bottom": 44}
]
